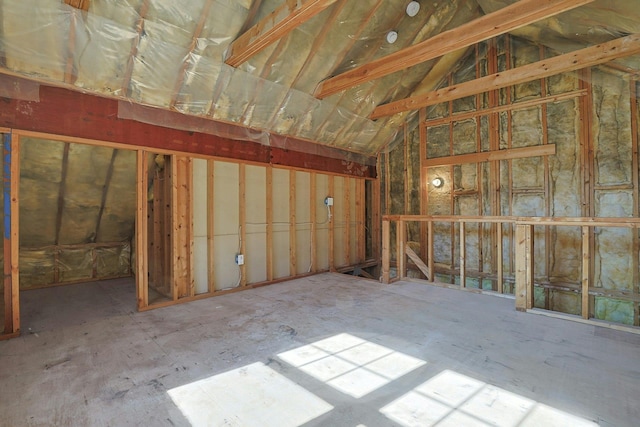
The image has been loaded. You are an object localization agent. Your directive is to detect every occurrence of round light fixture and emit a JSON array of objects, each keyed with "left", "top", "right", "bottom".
[
  {"left": 406, "top": 1, "right": 420, "bottom": 17},
  {"left": 386, "top": 30, "right": 398, "bottom": 44},
  {"left": 432, "top": 177, "right": 444, "bottom": 188}
]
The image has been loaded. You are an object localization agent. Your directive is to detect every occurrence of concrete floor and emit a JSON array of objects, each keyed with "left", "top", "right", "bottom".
[{"left": 0, "top": 273, "right": 638, "bottom": 427}]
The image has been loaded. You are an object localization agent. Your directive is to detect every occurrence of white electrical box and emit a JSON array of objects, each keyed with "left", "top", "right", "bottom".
[
  {"left": 324, "top": 197, "right": 334, "bottom": 206},
  {"left": 235, "top": 254, "right": 244, "bottom": 265}
]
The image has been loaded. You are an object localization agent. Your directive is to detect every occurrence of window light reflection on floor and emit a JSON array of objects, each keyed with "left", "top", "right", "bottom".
[
  {"left": 167, "top": 362, "right": 333, "bottom": 427},
  {"left": 380, "top": 370, "right": 598, "bottom": 427},
  {"left": 277, "top": 333, "right": 427, "bottom": 398}
]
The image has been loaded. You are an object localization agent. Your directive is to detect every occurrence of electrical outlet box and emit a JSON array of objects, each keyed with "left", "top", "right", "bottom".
[
  {"left": 324, "top": 196, "right": 334, "bottom": 206},
  {"left": 235, "top": 254, "right": 244, "bottom": 265}
]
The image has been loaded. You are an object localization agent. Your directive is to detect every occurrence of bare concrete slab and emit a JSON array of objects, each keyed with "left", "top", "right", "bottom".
[{"left": 0, "top": 273, "right": 638, "bottom": 426}]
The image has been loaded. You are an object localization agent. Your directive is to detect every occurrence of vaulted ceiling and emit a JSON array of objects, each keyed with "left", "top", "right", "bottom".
[{"left": 0, "top": 0, "right": 638, "bottom": 159}]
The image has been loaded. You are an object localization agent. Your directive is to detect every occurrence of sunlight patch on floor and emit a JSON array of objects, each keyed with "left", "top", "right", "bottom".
[
  {"left": 380, "top": 370, "right": 598, "bottom": 427},
  {"left": 278, "top": 333, "right": 426, "bottom": 398},
  {"left": 167, "top": 362, "right": 333, "bottom": 427}
]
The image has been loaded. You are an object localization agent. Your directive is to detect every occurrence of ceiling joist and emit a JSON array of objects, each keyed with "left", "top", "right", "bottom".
[
  {"left": 315, "top": 0, "right": 595, "bottom": 99},
  {"left": 224, "top": 0, "right": 337, "bottom": 67},
  {"left": 370, "top": 33, "right": 640, "bottom": 119}
]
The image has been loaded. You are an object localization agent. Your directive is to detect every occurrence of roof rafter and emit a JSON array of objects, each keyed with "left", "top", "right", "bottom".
[
  {"left": 224, "top": 0, "right": 337, "bottom": 67},
  {"left": 315, "top": 0, "right": 595, "bottom": 99},
  {"left": 370, "top": 33, "right": 640, "bottom": 119}
]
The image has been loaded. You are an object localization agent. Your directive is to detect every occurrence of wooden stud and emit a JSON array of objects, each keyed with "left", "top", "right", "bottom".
[
  {"left": 328, "top": 175, "right": 335, "bottom": 271},
  {"left": 382, "top": 220, "right": 390, "bottom": 283},
  {"left": 515, "top": 224, "right": 533, "bottom": 311},
  {"left": 427, "top": 220, "right": 434, "bottom": 283},
  {"left": 419, "top": 108, "right": 428, "bottom": 262},
  {"left": 239, "top": 164, "right": 247, "bottom": 286},
  {"left": 289, "top": 170, "right": 297, "bottom": 276},
  {"left": 372, "top": 164, "right": 381, "bottom": 263},
  {"left": 136, "top": 150, "right": 149, "bottom": 309},
  {"left": 581, "top": 226, "right": 590, "bottom": 319},
  {"left": 266, "top": 167, "right": 274, "bottom": 281},
  {"left": 396, "top": 220, "right": 406, "bottom": 279},
  {"left": 344, "top": 177, "right": 351, "bottom": 266},
  {"left": 631, "top": 80, "right": 640, "bottom": 326},
  {"left": 371, "top": 33, "right": 640, "bottom": 118},
  {"left": 207, "top": 160, "right": 215, "bottom": 292},
  {"left": 9, "top": 133, "right": 19, "bottom": 334},
  {"left": 356, "top": 179, "right": 365, "bottom": 263},
  {"left": 460, "top": 222, "right": 466, "bottom": 288},
  {"left": 225, "top": 0, "right": 337, "bottom": 67},
  {"left": 316, "top": 0, "right": 594, "bottom": 98},
  {"left": 310, "top": 172, "right": 317, "bottom": 272},
  {"left": 497, "top": 223, "right": 503, "bottom": 294}
]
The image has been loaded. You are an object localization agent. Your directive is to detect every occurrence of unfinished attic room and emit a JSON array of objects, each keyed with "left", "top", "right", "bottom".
[{"left": 2, "top": 0, "right": 640, "bottom": 425}]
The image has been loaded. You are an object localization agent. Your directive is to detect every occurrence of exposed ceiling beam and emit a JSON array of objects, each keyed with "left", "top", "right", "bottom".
[
  {"left": 224, "top": 0, "right": 337, "bottom": 67},
  {"left": 64, "top": 0, "right": 91, "bottom": 11},
  {"left": 315, "top": 0, "right": 595, "bottom": 99},
  {"left": 370, "top": 33, "right": 640, "bottom": 119}
]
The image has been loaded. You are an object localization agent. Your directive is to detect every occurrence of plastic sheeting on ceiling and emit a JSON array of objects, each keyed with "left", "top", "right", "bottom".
[{"left": 0, "top": 0, "right": 638, "bottom": 158}]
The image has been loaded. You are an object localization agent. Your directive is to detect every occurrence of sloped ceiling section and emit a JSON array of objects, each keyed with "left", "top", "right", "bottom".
[{"left": 0, "top": 0, "right": 638, "bottom": 158}]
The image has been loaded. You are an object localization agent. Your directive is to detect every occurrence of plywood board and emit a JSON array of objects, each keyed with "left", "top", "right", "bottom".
[
  {"left": 245, "top": 165, "right": 267, "bottom": 284},
  {"left": 192, "top": 158, "right": 208, "bottom": 294},
  {"left": 272, "top": 168, "right": 290, "bottom": 279},
  {"left": 213, "top": 161, "right": 240, "bottom": 290}
]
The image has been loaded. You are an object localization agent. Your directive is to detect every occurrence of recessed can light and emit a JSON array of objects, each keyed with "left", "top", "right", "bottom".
[
  {"left": 386, "top": 30, "right": 398, "bottom": 44},
  {"left": 406, "top": 1, "right": 420, "bottom": 17}
]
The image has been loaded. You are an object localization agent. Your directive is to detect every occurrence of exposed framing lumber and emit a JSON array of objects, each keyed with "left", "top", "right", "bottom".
[
  {"left": 344, "top": 177, "right": 351, "bottom": 266},
  {"left": 381, "top": 220, "right": 390, "bottom": 283},
  {"left": 136, "top": 150, "right": 149, "bottom": 309},
  {"left": 356, "top": 179, "right": 365, "bottom": 263},
  {"left": 316, "top": 0, "right": 594, "bottom": 98},
  {"left": 581, "top": 226, "right": 590, "bottom": 319},
  {"left": 64, "top": 0, "right": 91, "bottom": 11},
  {"left": 224, "top": 0, "right": 337, "bottom": 67},
  {"left": 310, "top": 172, "right": 317, "bottom": 272},
  {"left": 9, "top": 132, "right": 19, "bottom": 334},
  {"left": 207, "top": 160, "right": 215, "bottom": 292},
  {"left": 121, "top": 0, "right": 150, "bottom": 97},
  {"left": 266, "top": 167, "right": 274, "bottom": 281},
  {"left": 631, "top": 80, "right": 640, "bottom": 326},
  {"left": 169, "top": 0, "right": 215, "bottom": 109},
  {"left": 460, "top": 222, "right": 466, "bottom": 288},
  {"left": 397, "top": 220, "right": 406, "bottom": 279},
  {"left": 289, "top": 170, "right": 297, "bottom": 276},
  {"left": 239, "top": 164, "right": 247, "bottom": 286},
  {"left": 515, "top": 224, "right": 533, "bottom": 311},
  {"left": 328, "top": 175, "right": 335, "bottom": 271},
  {"left": 405, "top": 244, "right": 431, "bottom": 280},
  {"left": 424, "top": 144, "right": 556, "bottom": 168},
  {"left": 371, "top": 33, "right": 640, "bottom": 119}
]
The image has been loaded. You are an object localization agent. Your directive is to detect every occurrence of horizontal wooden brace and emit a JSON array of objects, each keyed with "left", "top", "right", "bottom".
[{"left": 424, "top": 144, "right": 556, "bottom": 168}]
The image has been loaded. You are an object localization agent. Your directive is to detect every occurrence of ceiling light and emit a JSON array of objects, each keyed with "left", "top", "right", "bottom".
[
  {"left": 406, "top": 1, "right": 420, "bottom": 17},
  {"left": 386, "top": 30, "right": 398, "bottom": 44},
  {"left": 432, "top": 177, "right": 444, "bottom": 188}
]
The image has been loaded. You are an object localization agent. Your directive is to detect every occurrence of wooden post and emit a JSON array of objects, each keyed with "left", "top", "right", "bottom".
[
  {"left": 497, "top": 223, "right": 503, "bottom": 294},
  {"left": 207, "top": 160, "right": 215, "bottom": 292},
  {"left": 328, "top": 175, "right": 335, "bottom": 271},
  {"left": 397, "top": 220, "right": 406, "bottom": 279},
  {"left": 172, "top": 156, "right": 193, "bottom": 298},
  {"left": 239, "top": 164, "right": 247, "bottom": 286},
  {"left": 382, "top": 220, "right": 390, "bottom": 283},
  {"left": 266, "top": 167, "right": 274, "bottom": 281},
  {"left": 460, "top": 222, "right": 466, "bottom": 288},
  {"left": 310, "top": 172, "right": 317, "bottom": 272},
  {"left": 581, "top": 226, "right": 590, "bottom": 319},
  {"left": 289, "top": 170, "right": 297, "bottom": 276},
  {"left": 136, "top": 150, "right": 149, "bottom": 309},
  {"left": 2, "top": 132, "right": 19, "bottom": 336},
  {"left": 515, "top": 224, "right": 534, "bottom": 311},
  {"left": 345, "top": 177, "right": 351, "bottom": 266},
  {"left": 427, "top": 220, "right": 434, "bottom": 282},
  {"left": 10, "top": 133, "right": 19, "bottom": 333},
  {"left": 356, "top": 179, "right": 365, "bottom": 263}
]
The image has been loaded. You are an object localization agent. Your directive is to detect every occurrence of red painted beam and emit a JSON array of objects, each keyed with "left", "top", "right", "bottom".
[{"left": 0, "top": 84, "right": 376, "bottom": 177}]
